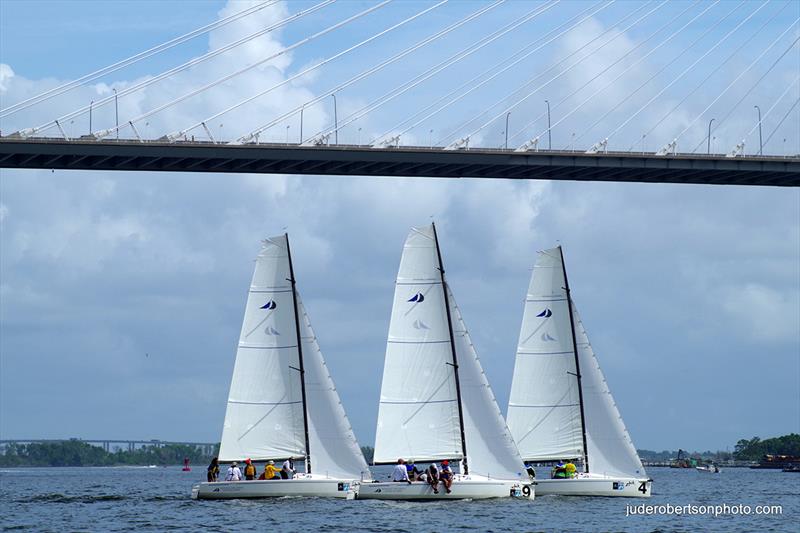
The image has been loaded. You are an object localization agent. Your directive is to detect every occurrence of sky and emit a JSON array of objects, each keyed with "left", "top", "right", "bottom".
[{"left": 0, "top": 0, "right": 798, "bottom": 453}]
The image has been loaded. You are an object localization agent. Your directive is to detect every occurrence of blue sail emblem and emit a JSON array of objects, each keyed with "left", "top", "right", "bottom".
[
  {"left": 536, "top": 308, "right": 552, "bottom": 318},
  {"left": 261, "top": 300, "right": 277, "bottom": 310},
  {"left": 541, "top": 332, "right": 556, "bottom": 342},
  {"left": 408, "top": 292, "right": 425, "bottom": 303}
]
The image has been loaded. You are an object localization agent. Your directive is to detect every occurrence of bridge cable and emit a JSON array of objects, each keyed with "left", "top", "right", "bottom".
[
  {"left": 624, "top": 0, "right": 789, "bottom": 152},
  {"left": 432, "top": 0, "right": 653, "bottom": 147},
  {"left": 367, "top": 1, "right": 612, "bottom": 147},
  {"left": 661, "top": 23, "right": 798, "bottom": 154},
  {"left": 12, "top": 0, "right": 337, "bottom": 138},
  {"left": 763, "top": 96, "right": 799, "bottom": 150},
  {"left": 171, "top": 0, "right": 449, "bottom": 141},
  {"left": 443, "top": 0, "right": 672, "bottom": 149},
  {"left": 0, "top": 0, "right": 278, "bottom": 118},
  {"left": 235, "top": 0, "right": 506, "bottom": 144},
  {"left": 571, "top": 0, "right": 738, "bottom": 149},
  {"left": 511, "top": 0, "right": 715, "bottom": 152},
  {"left": 739, "top": 76, "right": 799, "bottom": 151},
  {"left": 91, "top": 0, "right": 391, "bottom": 140},
  {"left": 691, "top": 34, "right": 800, "bottom": 153},
  {"left": 307, "top": 0, "right": 562, "bottom": 145}
]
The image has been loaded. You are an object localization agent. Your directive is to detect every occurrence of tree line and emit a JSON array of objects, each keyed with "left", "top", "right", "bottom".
[{"left": 0, "top": 440, "right": 378, "bottom": 467}]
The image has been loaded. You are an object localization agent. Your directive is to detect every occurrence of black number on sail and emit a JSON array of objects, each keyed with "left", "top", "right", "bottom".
[{"left": 638, "top": 482, "right": 647, "bottom": 494}]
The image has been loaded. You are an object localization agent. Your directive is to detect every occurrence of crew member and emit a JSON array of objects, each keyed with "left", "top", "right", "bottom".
[
  {"left": 243, "top": 458, "right": 257, "bottom": 480},
  {"left": 392, "top": 459, "right": 411, "bottom": 484},
  {"left": 440, "top": 460, "right": 454, "bottom": 493},
  {"left": 207, "top": 457, "right": 220, "bottom": 482}
]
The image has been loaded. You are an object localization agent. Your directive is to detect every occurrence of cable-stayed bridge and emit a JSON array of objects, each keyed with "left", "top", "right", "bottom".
[{"left": 1, "top": 0, "right": 798, "bottom": 186}]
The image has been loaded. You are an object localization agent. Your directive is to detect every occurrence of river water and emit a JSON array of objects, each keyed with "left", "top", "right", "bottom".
[{"left": 1, "top": 465, "right": 797, "bottom": 532}]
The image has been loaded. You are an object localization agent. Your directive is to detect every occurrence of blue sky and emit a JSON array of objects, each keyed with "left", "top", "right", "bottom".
[{"left": 0, "top": 0, "right": 798, "bottom": 452}]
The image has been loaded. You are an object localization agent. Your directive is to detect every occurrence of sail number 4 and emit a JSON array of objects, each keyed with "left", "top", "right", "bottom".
[{"left": 638, "top": 481, "right": 648, "bottom": 495}]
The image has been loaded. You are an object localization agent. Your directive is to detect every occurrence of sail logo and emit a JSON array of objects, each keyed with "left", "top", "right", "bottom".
[
  {"left": 260, "top": 300, "right": 277, "bottom": 310},
  {"left": 536, "top": 308, "right": 552, "bottom": 318},
  {"left": 541, "top": 332, "right": 556, "bottom": 342},
  {"left": 412, "top": 319, "right": 429, "bottom": 330},
  {"left": 264, "top": 326, "right": 280, "bottom": 336},
  {"left": 408, "top": 292, "right": 425, "bottom": 303}
]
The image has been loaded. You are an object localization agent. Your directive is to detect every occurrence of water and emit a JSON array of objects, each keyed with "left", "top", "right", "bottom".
[{"left": 1, "top": 466, "right": 797, "bottom": 532}]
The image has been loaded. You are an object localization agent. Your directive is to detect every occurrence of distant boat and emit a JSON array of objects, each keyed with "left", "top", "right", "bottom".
[
  {"left": 696, "top": 465, "right": 720, "bottom": 473},
  {"left": 507, "top": 246, "right": 652, "bottom": 498},
  {"left": 192, "top": 235, "right": 371, "bottom": 500},
  {"left": 358, "top": 224, "right": 533, "bottom": 501}
]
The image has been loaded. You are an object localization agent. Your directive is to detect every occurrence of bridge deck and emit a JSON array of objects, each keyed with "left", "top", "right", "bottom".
[{"left": 1, "top": 139, "right": 798, "bottom": 186}]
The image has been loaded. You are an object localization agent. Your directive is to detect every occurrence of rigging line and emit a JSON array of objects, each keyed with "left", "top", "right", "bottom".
[
  {"left": 235, "top": 0, "right": 506, "bottom": 144},
  {"left": 692, "top": 33, "right": 800, "bottom": 152},
  {"left": 626, "top": 0, "right": 788, "bottom": 152},
  {"left": 368, "top": 0, "right": 612, "bottom": 146},
  {"left": 615, "top": 1, "right": 774, "bottom": 152},
  {"left": 309, "top": 0, "right": 561, "bottom": 145},
  {"left": 672, "top": 25, "right": 799, "bottom": 153},
  {"left": 93, "top": 0, "right": 389, "bottom": 140},
  {"left": 571, "top": 0, "right": 728, "bottom": 148},
  {"left": 171, "top": 0, "right": 448, "bottom": 141},
  {"left": 0, "top": 0, "right": 278, "bottom": 118},
  {"left": 433, "top": 0, "right": 652, "bottom": 147},
  {"left": 449, "top": 0, "right": 670, "bottom": 149},
  {"left": 14, "top": 0, "right": 337, "bottom": 138},
  {"left": 510, "top": 0, "right": 702, "bottom": 151},
  {"left": 763, "top": 96, "right": 799, "bottom": 148}
]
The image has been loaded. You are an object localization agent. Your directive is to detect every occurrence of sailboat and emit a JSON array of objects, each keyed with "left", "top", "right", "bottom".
[
  {"left": 359, "top": 224, "right": 533, "bottom": 501},
  {"left": 506, "top": 246, "right": 652, "bottom": 498},
  {"left": 192, "top": 235, "right": 371, "bottom": 499}
]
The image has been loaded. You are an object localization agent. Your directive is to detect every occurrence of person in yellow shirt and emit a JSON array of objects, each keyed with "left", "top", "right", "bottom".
[
  {"left": 243, "top": 458, "right": 258, "bottom": 480},
  {"left": 564, "top": 462, "right": 577, "bottom": 478},
  {"left": 259, "top": 460, "right": 282, "bottom": 480}
]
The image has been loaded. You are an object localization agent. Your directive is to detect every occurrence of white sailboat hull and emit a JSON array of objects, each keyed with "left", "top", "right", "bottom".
[
  {"left": 357, "top": 475, "right": 534, "bottom": 501},
  {"left": 191, "top": 476, "right": 360, "bottom": 500},
  {"left": 535, "top": 475, "right": 652, "bottom": 498}
]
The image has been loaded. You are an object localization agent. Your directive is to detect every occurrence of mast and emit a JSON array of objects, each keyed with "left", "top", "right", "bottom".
[
  {"left": 286, "top": 233, "right": 312, "bottom": 473},
  {"left": 431, "top": 223, "right": 469, "bottom": 475},
  {"left": 559, "top": 245, "right": 590, "bottom": 473}
]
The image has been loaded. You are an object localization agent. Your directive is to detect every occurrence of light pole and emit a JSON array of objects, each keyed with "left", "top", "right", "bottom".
[
  {"left": 331, "top": 94, "right": 338, "bottom": 144},
  {"left": 299, "top": 104, "right": 305, "bottom": 143},
  {"left": 504, "top": 112, "right": 511, "bottom": 149},
  {"left": 570, "top": 132, "right": 575, "bottom": 151},
  {"left": 89, "top": 100, "right": 94, "bottom": 134},
  {"left": 286, "top": 124, "right": 290, "bottom": 144},
  {"left": 429, "top": 129, "right": 434, "bottom": 148},
  {"left": 358, "top": 127, "right": 362, "bottom": 145},
  {"left": 754, "top": 105, "right": 763, "bottom": 155},
  {"left": 707, "top": 118, "right": 715, "bottom": 155},
  {"left": 113, "top": 88, "right": 119, "bottom": 139},
  {"left": 545, "top": 99, "right": 551, "bottom": 150}
]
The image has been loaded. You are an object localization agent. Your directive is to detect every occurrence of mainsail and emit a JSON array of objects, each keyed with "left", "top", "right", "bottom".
[
  {"left": 219, "top": 235, "right": 369, "bottom": 479},
  {"left": 507, "top": 246, "right": 645, "bottom": 478},
  {"left": 374, "top": 225, "right": 462, "bottom": 463},
  {"left": 374, "top": 224, "right": 526, "bottom": 481}
]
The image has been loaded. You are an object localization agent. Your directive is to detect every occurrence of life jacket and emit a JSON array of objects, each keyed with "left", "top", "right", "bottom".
[{"left": 244, "top": 463, "right": 257, "bottom": 478}]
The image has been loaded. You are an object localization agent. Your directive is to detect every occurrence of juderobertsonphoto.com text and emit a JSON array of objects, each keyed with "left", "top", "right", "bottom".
[{"left": 625, "top": 503, "right": 783, "bottom": 517}]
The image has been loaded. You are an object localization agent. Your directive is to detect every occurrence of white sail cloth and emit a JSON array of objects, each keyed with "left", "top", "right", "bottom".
[
  {"left": 507, "top": 248, "right": 583, "bottom": 461},
  {"left": 507, "top": 246, "right": 645, "bottom": 479},
  {"left": 219, "top": 235, "right": 370, "bottom": 480},
  {"left": 374, "top": 225, "right": 462, "bottom": 463},
  {"left": 375, "top": 224, "right": 526, "bottom": 481},
  {"left": 573, "top": 306, "right": 646, "bottom": 478},
  {"left": 448, "top": 286, "right": 526, "bottom": 480}
]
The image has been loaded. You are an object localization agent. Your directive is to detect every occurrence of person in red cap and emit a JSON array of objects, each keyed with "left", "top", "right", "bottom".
[
  {"left": 243, "top": 458, "right": 257, "bottom": 480},
  {"left": 440, "top": 460, "right": 453, "bottom": 493}
]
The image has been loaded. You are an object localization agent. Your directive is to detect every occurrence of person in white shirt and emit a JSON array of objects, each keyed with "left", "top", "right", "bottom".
[
  {"left": 392, "top": 459, "right": 411, "bottom": 484},
  {"left": 281, "top": 459, "right": 295, "bottom": 480},
  {"left": 225, "top": 461, "right": 243, "bottom": 481}
]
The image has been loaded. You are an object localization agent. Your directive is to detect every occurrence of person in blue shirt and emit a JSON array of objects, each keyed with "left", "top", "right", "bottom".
[{"left": 440, "top": 460, "right": 454, "bottom": 494}]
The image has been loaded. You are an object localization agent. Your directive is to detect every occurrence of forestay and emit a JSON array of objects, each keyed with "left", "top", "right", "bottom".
[
  {"left": 220, "top": 236, "right": 306, "bottom": 462},
  {"left": 298, "top": 295, "right": 372, "bottom": 480},
  {"left": 507, "top": 247, "right": 584, "bottom": 462},
  {"left": 374, "top": 225, "right": 462, "bottom": 463},
  {"left": 573, "top": 306, "right": 646, "bottom": 479},
  {"left": 448, "top": 286, "right": 526, "bottom": 480}
]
